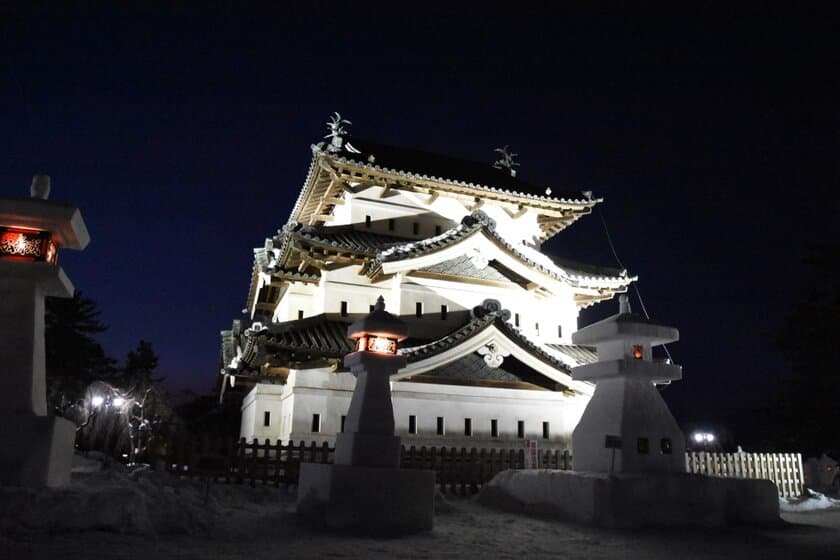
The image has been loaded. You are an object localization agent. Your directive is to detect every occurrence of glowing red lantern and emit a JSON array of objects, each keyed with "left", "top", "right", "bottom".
[
  {"left": 632, "top": 344, "right": 644, "bottom": 360},
  {"left": 0, "top": 227, "right": 58, "bottom": 265}
]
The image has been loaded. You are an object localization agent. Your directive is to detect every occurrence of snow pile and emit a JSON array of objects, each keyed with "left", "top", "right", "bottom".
[
  {"left": 0, "top": 457, "right": 292, "bottom": 536},
  {"left": 780, "top": 489, "right": 840, "bottom": 512}
]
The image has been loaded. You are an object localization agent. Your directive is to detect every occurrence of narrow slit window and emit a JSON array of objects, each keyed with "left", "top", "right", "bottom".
[
  {"left": 515, "top": 313, "right": 520, "bottom": 327},
  {"left": 440, "top": 304, "right": 448, "bottom": 320},
  {"left": 412, "top": 222, "right": 419, "bottom": 235},
  {"left": 435, "top": 225, "right": 442, "bottom": 235},
  {"left": 557, "top": 325, "right": 562, "bottom": 338},
  {"left": 311, "top": 413, "right": 321, "bottom": 433},
  {"left": 637, "top": 437, "right": 649, "bottom": 454},
  {"left": 660, "top": 438, "right": 673, "bottom": 455},
  {"left": 416, "top": 301, "right": 423, "bottom": 318},
  {"left": 408, "top": 415, "right": 417, "bottom": 434},
  {"left": 263, "top": 411, "right": 271, "bottom": 427},
  {"left": 298, "top": 309, "right": 304, "bottom": 320},
  {"left": 340, "top": 415, "right": 347, "bottom": 433},
  {"left": 491, "top": 419, "right": 499, "bottom": 438},
  {"left": 542, "top": 421, "right": 550, "bottom": 440},
  {"left": 517, "top": 420, "right": 525, "bottom": 439},
  {"left": 464, "top": 418, "right": 472, "bottom": 436},
  {"left": 388, "top": 218, "right": 395, "bottom": 231},
  {"left": 535, "top": 323, "right": 540, "bottom": 336},
  {"left": 340, "top": 301, "right": 348, "bottom": 317},
  {"left": 365, "top": 215, "right": 372, "bottom": 228},
  {"left": 437, "top": 417, "right": 445, "bottom": 435}
]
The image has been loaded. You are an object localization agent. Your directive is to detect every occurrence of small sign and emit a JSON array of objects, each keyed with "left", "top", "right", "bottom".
[
  {"left": 524, "top": 439, "right": 539, "bottom": 469},
  {"left": 604, "top": 435, "right": 622, "bottom": 449}
]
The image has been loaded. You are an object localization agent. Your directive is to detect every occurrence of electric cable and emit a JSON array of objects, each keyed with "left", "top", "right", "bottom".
[{"left": 597, "top": 206, "right": 675, "bottom": 364}]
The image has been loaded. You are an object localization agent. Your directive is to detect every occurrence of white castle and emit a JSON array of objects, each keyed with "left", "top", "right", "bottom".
[{"left": 220, "top": 117, "right": 635, "bottom": 449}]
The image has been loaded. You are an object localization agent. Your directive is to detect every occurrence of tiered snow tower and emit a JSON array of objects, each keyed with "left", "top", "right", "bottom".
[{"left": 571, "top": 294, "right": 685, "bottom": 473}]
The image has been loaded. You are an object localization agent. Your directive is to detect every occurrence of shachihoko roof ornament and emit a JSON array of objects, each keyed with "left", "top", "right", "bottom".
[
  {"left": 493, "top": 145, "right": 519, "bottom": 178},
  {"left": 324, "top": 112, "right": 352, "bottom": 153}
]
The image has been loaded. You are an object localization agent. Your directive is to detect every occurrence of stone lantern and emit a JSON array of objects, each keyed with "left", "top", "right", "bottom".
[
  {"left": 298, "top": 296, "right": 435, "bottom": 532},
  {"left": 570, "top": 294, "right": 686, "bottom": 473},
  {"left": 0, "top": 175, "right": 90, "bottom": 487}
]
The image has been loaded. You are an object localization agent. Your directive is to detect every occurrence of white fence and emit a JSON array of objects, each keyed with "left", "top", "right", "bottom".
[{"left": 685, "top": 451, "right": 804, "bottom": 498}]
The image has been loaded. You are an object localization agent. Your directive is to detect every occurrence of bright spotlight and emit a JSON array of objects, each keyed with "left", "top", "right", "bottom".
[
  {"left": 693, "top": 432, "right": 704, "bottom": 443},
  {"left": 705, "top": 433, "right": 715, "bottom": 443},
  {"left": 91, "top": 395, "right": 104, "bottom": 408},
  {"left": 112, "top": 397, "right": 125, "bottom": 407}
]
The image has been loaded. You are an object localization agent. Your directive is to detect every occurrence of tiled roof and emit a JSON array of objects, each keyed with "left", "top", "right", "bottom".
[
  {"left": 321, "top": 139, "right": 591, "bottom": 203},
  {"left": 292, "top": 224, "right": 406, "bottom": 255},
  {"left": 419, "top": 254, "right": 510, "bottom": 282},
  {"left": 420, "top": 352, "right": 527, "bottom": 384},
  {"left": 262, "top": 316, "right": 354, "bottom": 356},
  {"left": 365, "top": 210, "right": 633, "bottom": 287},
  {"left": 545, "top": 343, "right": 598, "bottom": 366}
]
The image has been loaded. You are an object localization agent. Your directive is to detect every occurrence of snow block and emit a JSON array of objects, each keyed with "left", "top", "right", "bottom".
[
  {"left": 0, "top": 413, "right": 75, "bottom": 488},
  {"left": 479, "top": 469, "right": 780, "bottom": 528},
  {"left": 298, "top": 462, "right": 435, "bottom": 533}
]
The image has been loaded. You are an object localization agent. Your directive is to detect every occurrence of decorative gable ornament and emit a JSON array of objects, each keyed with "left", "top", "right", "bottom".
[
  {"left": 324, "top": 112, "right": 352, "bottom": 153},
  {"left": 477, "top": 342, "right": 510, "bottom": 368}
]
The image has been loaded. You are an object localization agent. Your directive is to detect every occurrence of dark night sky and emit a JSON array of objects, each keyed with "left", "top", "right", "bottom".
[{"left": 1, "top": 5, "right": 836, "bottom": 446}]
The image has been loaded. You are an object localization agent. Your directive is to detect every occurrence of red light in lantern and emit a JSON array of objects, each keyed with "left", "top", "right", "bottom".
[
  {"left": 0, "top": 227, "right": 57, "bottom": 264},
  {"left": 355, "top": 335, "right": 398, "bottom": 355}
]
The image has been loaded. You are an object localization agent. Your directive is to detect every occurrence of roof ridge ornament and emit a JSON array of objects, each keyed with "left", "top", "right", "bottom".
[
  {"left": 324, "top": 112, "right": 351, "bottom": 153},
  {"left": 461, "top": 210, "right": 496, "bottom": 231},
  {"left": 471, "top": 299, "right": 511, "bottom": 321},
  {"left": 493, "top": 145, "right": 519, "bottom": 178}
]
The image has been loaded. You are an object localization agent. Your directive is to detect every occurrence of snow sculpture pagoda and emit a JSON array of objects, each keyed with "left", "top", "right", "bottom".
[{"left": 220, "top": 117, "right": 635, "bottom": 449}]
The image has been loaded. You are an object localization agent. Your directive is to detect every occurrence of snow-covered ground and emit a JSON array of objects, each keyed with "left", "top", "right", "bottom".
[
  {"left": 2, "top": 460, "right": 840, "bottom": 560},
  {"left": 781, "top": 489, "right": 840, "bottom": 513}
]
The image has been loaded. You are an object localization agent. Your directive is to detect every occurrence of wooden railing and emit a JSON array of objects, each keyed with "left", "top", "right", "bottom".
[
  {"left": 685, "top": 451, "right": 804, "bottom": 498},
  {"left": 167, "top": 438, "right": 803, "bottom": 497}
]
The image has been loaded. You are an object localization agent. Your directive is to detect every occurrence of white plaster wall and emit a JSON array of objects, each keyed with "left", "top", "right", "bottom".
[
  {"left": 242, "top": 371, "right": 590, "bottom": 449},
  {"left": 240, "top": 384, "right": 288, "bottom": 442}
]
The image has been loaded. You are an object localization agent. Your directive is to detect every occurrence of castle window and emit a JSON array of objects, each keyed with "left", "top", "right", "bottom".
[
  {"left": 365, "top": 215, "right": 372, "bottom": 228},
  {"left": 464, "top": 418, "right": 472, "bottom": 436},
  {"left": 440, "top": 305, "right": 448, "bottom": 320},
  {"left": 416, "top": 301, "right": 423, "bottom": 318},
  {"left": 311, "top": 414, "right": 321, "bottom": 433},
  {"left": 409, "top": 415, "right": 417, "bottom": 434},
  {"left": 637, "top": 437, "right": 649, "bottom": 454},
  {"left": 557, "top": 325, "right": 562, "bottom": 338},
  {"left": 341, "top": 415, "right": 346, "bottom": 433},
  {"left": 515, "top": 313, "right": 520, "bottom": 327},
  {"left": 263, "top": 411, "right": 271, "bottom": 427},
  {"left": 632, "top": 344, "right": 644, "bottom": 360},
  {"left": 340, "top": 301, "right": 348, "bottom": 317},
  {"left": 542, "top": 422, "right": 550, "bottom": 440},
  {"left": 412, "top": 222, "right": 419, "bottom": 235},
  {"left": 435, "top": 225, "right": 442, "bottom": 235},
  {"left": 298, "top": 310, "right": 304, "bottom": 320},
  {"left": 535, "top": 323, "right": 540, "bottom": 336},
  {"left": 660, "top": 438, "right": 673, "bottom": 454},
  {"left": 388, "top": 218, "right": 395, "bottom": 231},
  {"left": 517, "top": 420, "right": 525, "bottom": 439},
  {"left": 437, "top": 417, "right": 445, "bottom": 435},
  {"left": 369, "top": 304, "right": 375, "bottom": 312},
  {"left": 491, "top": 419, "right": 499, "bottom": 438}
]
